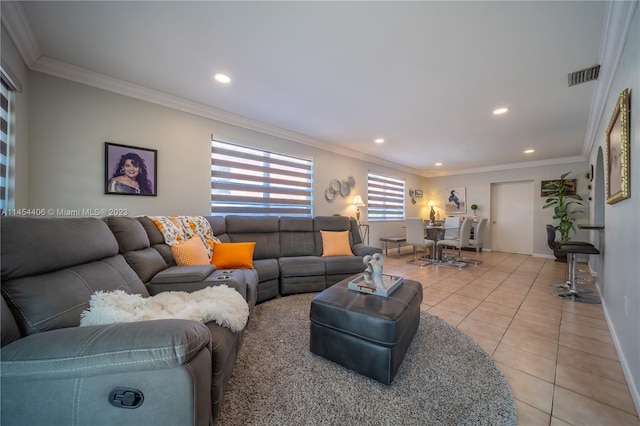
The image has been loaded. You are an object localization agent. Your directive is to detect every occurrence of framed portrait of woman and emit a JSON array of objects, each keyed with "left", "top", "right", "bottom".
[
  {"left": 606, "top": 89, "right": 630, "bottom": 204},
  {"left": 105, "top": 142, "right": 157, "bottom": 196}
]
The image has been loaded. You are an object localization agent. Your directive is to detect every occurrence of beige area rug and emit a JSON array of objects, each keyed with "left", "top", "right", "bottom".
[{"left": 215, "top": 293, "right": 517, "bottom": 425}]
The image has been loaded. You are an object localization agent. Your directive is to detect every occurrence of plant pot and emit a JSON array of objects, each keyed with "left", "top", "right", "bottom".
[{"left": 553, "top": 250, "right": 567, "bottom": 263}]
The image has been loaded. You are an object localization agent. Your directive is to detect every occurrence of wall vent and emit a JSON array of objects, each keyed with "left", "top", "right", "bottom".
[{"left": 568, "top": 65, "right": 600, "bottom": 87}]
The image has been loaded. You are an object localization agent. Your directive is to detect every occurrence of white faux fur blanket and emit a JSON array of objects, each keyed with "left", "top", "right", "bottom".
[{"left": 80, "top": 285, "right": 249, "bottom": 333}]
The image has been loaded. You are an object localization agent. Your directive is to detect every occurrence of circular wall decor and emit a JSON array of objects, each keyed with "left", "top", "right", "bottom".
[
  {"left": 340, "top": 181, "right": 350, "bottom": 197},
  {"left": 325, "top": 188, "right": 336, "bottom": 202}
]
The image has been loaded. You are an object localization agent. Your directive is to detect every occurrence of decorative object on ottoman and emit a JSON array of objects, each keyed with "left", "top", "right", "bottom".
[
  {"left": 310, "top": 277, "right": 423, "bottom": 385},
  {"left": 352, "top": 253, "right": 403, "bottom": 296},
  {"left": 362, "top": 252, "right": 384, "bottom": 286}
]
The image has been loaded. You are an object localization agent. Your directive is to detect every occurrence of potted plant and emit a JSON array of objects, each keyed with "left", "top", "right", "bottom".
[
  {"left": 470, "top": 204, "right": 479, "bottom": 219},
  {"left": 542, "top": 171, "right": 585, "bottom": 255}
]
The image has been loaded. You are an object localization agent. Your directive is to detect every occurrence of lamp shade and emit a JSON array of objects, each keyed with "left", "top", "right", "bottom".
[{"left": 352, "top": 195, "right": 365, "bottom": 206}]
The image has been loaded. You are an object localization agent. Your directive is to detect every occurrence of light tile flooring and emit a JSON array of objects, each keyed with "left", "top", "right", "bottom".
[{"left": 382, "top": 249, "right": 639, "bottom": 425}]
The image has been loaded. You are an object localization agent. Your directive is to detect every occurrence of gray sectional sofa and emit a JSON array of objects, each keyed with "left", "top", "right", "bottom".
[{"left": 1, "top": 214, "right": 381, "bottom": 426}]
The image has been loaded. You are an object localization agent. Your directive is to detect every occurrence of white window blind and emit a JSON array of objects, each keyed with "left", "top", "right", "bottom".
[
  {"left": 211, "top": 139, "right": 313, "bottom": 216},
  {"left": 0, "top": 80, "right": 9, "bottom": 212},
  {"left": 367, "top": 172, "right": 405, "bottom": 221}
]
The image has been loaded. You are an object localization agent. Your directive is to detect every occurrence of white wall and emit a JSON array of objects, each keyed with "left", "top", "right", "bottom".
[{"left": 588, "top": 5, "right": 640, "bottom": 410}]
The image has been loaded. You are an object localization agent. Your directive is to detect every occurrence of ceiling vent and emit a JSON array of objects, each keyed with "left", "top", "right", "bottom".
[{"left": 568, "top": 65, "right": 600, "bottom": 87}]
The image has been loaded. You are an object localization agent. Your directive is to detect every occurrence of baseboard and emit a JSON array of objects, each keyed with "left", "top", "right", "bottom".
[{"left": 600, "top": 287, "right": 640, "bottom": 417}]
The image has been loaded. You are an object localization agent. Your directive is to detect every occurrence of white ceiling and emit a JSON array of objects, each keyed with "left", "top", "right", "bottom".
[{"left": 4, "top": 1, "right": 608, "bottom": 176}]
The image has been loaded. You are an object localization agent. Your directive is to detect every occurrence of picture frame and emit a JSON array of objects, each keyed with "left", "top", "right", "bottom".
[
  {"left": 445, "top": 187, "right": 466, "bottom": 214},
  {"left": 105, "top": 142, "right": 157, "bottom": 196},
  {"left": 541, "top": 179, "right": 576, "bottom": 197},
  {"left": 606, "top": 88, "right": 630, "bottom": 204}
]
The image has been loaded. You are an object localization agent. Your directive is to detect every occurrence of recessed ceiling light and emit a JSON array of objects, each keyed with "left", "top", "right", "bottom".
[
  {"left": 374, "top": 138, "right": 384, "bottom": 144},
  {"left": 493, "top": 107, "right": 508, "bottom": 115},
  {"left": 435, "top": 162, "right": 442, "bottom": 166},
  {"left": 524, "top": 149, "right": 535, "bottom": 154},
  {"left": 214, "top": 73, "right": 231, "bottom": 84}
]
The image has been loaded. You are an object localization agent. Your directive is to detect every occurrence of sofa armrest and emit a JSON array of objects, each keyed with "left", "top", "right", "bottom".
[
  {"left": 352, "top": 243, "right": 383, "bottom": 257},
  {"left": 150, "top": 265, "right": 217, "bottom": 284},
  {"left": 0, "top": 319, "right": 210, "bottom": 380}
]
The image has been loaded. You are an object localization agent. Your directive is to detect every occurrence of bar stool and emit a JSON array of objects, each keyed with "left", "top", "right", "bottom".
[
  {"left": 545, "top": 225, "right": 594, "bottom": 293},
  {"left": 551, "top": 242, "right": 601, "bottom": 304}
]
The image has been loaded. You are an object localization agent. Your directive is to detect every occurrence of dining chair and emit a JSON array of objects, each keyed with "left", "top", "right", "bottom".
[
  {"left": 449, "top": 218, "right": 488, "bottom": 265},
  {"left": 435, "top": 218, "right": 472, "bottom": 268},
  {"left": 467, "top": 218, "right": 487, "bottom": 253},
  {"left": 441, "top": 216, "right": 461, "bottom": 239},
  {"left": 405, "top": 217, "right": 435, "bottom": 267}
]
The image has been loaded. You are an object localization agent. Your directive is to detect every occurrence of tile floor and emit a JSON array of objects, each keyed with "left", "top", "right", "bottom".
[{"left": 381, "top": 248, "right": 639, "bottom": 425}]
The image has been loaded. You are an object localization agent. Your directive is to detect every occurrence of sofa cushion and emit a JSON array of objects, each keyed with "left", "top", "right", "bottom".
[
  {"left": 252, "top": 258, "right": 280, "bottom": 281},
  {"left": 138, "top": 216, "right": 166, "bottom": 245},
  {"left": 206, "top": 216, "right": 227, "bottom": 235},
  {"left": 210, "top": 242, "right": 256, "bottom": 269},
  {"left": 1, "top": 295, "right": 21, "bottom": 347},
  {"left": 172, "top": 236, "right": 211, "bottom": 266},
  {"left": 279, "top": 217, "right": 316, "bottom": 256},
  {"left": 324, "top": 256, "right": 366, "bottom": 275},
  {"left": 279, "top": 256, "right": 325, "bottom": 278},
  {"left": 106, "top": 216, "right": 150, "bottom": 252},
  {"left": 2, "top": 255, "right": 148, "bottom": 336},
  {"left": 122, "top": 248, "right": 169, "bottom": 283},
  {"left": 320, "top": 230, "right": 354, "bottom": 257},
  {"left": 225, "top": 216, "right": 281, "bottom": 259},
  {"left": 1, "top": 217, "right": 119, "bottom": 281}
]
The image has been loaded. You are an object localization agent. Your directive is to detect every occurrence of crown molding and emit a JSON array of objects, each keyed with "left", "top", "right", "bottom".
[
  {"left": 0, "top": 1, "right": 41, "bottom": 67},
  {"left": 582, "top": 0, "right": 638, "bottom": 159},
  {"left": 423, "top": 156, "right": 587, "bottom": 178}
]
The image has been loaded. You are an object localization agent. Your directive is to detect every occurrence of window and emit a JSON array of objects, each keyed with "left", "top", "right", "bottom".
[
  {"left": 367, "top": 172, "right": 405, "bottom": 221},
  {"left": 1, "top": 79, "right": 12, "bottom": 212},
  {"left": 1, "top": 62, "right": 21, "bottom": 213},
  {"left": 211, "top": 139, "right": 313, "bottom": 216}
]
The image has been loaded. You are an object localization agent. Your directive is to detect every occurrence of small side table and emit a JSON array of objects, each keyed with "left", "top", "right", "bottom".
[{"left": 358, "top": 223, "right": 370, "bottom": 245}]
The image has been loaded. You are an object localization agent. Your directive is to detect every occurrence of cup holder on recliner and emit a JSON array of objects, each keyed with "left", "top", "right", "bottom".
[
  {"left": 215, "top": 275, "right": 231, "bottom": 280},
  {"left": 219, "top": 270, "right": 232, "bottom": 274}
]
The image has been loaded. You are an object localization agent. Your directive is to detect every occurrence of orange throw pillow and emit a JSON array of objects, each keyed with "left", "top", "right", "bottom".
[
  {"left": 320, "top": 230, "right": 353, "bottom": 257},
  {"left": 171, "top": 235, "right": 211, "bottom": 266},
  {"left": 210, "top": 242, "right": 256, "bottom": 269}
]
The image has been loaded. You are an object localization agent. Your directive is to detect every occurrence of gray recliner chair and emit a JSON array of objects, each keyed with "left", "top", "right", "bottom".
[{"left": 0, "top": 217, "right": 225, "bottom": 426}]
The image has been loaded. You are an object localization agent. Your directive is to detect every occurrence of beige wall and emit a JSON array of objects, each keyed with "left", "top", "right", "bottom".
[
  {"left": 588, "top": 5, "right": 639, "bottom": 405},
  {"left": 26, "top": 72, "right": 427, "bottom": 247}
]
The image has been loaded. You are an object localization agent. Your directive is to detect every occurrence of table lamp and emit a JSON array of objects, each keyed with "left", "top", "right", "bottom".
[
  {"left": 352, "top": 195, "right": 366, "bottom": 222},
  {"left": 428, "top": 200, "right": 436, "bottom": 224}
]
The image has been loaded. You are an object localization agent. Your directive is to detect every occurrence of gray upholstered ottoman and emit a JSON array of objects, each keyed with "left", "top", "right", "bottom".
[{"left": 309, "top": 277, "right": 423, "bottom": 385}]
